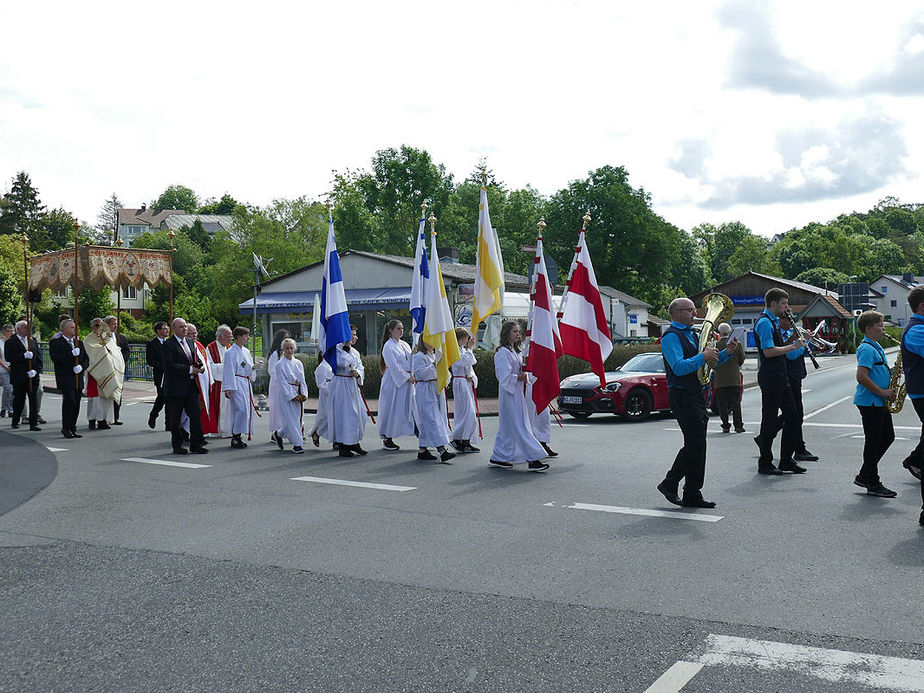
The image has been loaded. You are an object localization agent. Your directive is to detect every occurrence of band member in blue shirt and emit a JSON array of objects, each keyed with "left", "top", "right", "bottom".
[
  {"left": 657, "top": 297, "right": 738, "bottom": 509},
  {"left": 752, "top": 288, "right": 809, "bottom": 475},
  {"left": 899, "top": 286, "right": 924, "bottom": 526},
  {"left": 853, "top": 311, "right": 897, "bottom": 498}
]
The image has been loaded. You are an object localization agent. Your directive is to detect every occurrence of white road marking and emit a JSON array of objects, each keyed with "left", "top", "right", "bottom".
[
  {"left": 124, "top": 402, "right": 138, "bottom": 406},
  {"left": 291, "top": 476, "right": 416, "bottom": 492},
  {"left": 804, "top": 422, "right": 921, "bottom": 430},
  {"left": 803, "top": 395, "right": 851, "bottom": 420},
  {"left": 46, "top": 447, "right": 67, "bottom": 452},
  {"left": 644, "top": 661, "right": 704, "bottom": 692},
  {"left": 121, "top": 457, "right": 211, "bottom": 469},
  {"left": 693, "top": 634, "right": 924, "bottom": 692},
  {"left": 545, "top": 501, "right": 723, "bottom": 523}
]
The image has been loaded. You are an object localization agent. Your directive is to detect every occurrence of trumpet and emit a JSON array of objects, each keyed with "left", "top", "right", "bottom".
[{"left": 879, "top": 333, "right": 906, "bottom": 413}]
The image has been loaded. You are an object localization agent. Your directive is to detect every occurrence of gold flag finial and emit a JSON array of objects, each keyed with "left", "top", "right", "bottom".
[
  {"left": 428, "top": 211, "right": 437, "bottom": 233},
  {"left": 168, "top": 229, "right": 176, "bottom": 249},
  {"left": 116, "top": 237, "right": 123, "bottom": 247},
  {"left": 325, "top": 199, "right": 333, "bottom": 215},
  {"left": 20, "top": 231, "right": 28, "bottom": 247},
  {"left": 537, "top": 217, "right": 546, "bottom": 238},
  {"left": 582, "top": 211, "right": 591, "bottom": 230},
  {"left": 479, "top": 165, "right": 487, "bottom": 187},
  {"left": 421, "top": 200, "right": 429, "bottom": 217}
]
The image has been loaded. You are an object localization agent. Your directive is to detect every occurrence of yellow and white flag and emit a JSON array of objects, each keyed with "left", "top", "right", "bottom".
[
  {"left": 471, "top": 186, "right": 504, "bottom": 329},
  {"left": 422, "top": 229, "right": 461, "bottom": 392}
]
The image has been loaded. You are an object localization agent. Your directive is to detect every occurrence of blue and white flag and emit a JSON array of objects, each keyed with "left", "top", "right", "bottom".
[
  {"left": 409, "top": 216, "right": 429, "bottom": 345},
  {"left": 319, "top": 212, "right": 351, "bottom": 371}
]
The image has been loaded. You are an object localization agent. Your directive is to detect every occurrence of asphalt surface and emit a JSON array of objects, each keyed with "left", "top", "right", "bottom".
[{"left": 2, "top": 353, "right": 923, "bottom": 692}]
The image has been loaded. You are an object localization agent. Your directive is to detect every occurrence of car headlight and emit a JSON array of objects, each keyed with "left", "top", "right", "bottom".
[{"left": 603, "top": 382, "right": 622, "bottom": 392}]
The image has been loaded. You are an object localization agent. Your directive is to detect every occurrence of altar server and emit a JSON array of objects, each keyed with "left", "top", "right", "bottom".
[
  {"left": 271, "top": 338, "right": 308, "bottom": 453},
  {"left": 222, "top": 326, "right": 258, "bottom": 449},
  {"left": 377, "top": 319, "right": 416, "bottom": 450},
  {"left": 327, "top": 325, "right": 368, "bottom": 457},
  {"left": 412, "top": 339, "right": 456, "bottom": 463},
  {"left": 450, "top": 327, "right": 479, "bottom": 453}
]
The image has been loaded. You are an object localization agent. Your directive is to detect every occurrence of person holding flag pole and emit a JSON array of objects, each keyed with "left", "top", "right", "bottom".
[
  {"left": 414, "top": 211, "right": 459, "bottom": 463},
  {"left": 320, "top": 203, "right": 368, "bottom": 457},
  {"left": 524, "top": 217, "right": 563, "bottom": 459}
]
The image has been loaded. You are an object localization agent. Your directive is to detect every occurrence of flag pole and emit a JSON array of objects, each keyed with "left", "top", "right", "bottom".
[
  {"left": 72, "top": 220, "right": 81, "bottom": 387},
  {"left": 167, "top": 229, "right": 176, "bottom": 335},
  {"left": 413, "top": 200, "right": 429, "bottom": 348},
  {"left": 21, "top": 232, "right": 33, "bottom": 393},
  {"left": 429, "top": 208, "right": 451, "bottom": 432},
  {"left": 556, "top": 210, "right": 591, "bottom": 321}
]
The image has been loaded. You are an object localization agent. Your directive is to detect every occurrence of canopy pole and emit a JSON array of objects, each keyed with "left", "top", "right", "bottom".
[
  {"left": 168, "top": 230, "right": 175, "bottom": 334},
  {"left": 72, "top": 220, "right": 81, "bottom": 386},
  {"left": 21, "top": 233, "right": 33, "bottom": 392}
]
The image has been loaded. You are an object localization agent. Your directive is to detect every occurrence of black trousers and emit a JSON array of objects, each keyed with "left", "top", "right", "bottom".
[
  {"left": 113, "top": 398, "right": 121, "bottom": 422},
  {"left": 856, "top": 405, "right": 894, "bottom": 484},
  {"left": 767, "top": 377, "right": 807, "bottom": 452},
  {"left": 715, "top": 386, "right": 743, "bottom": 430},
  {"left": 167, "top": 388, "right": 204, "bottom": 450},
  {"left": 11, "top": 379, "right": 39, "bottom": 427},
  {"left": 61, "top": 389, "right": 82, "bottom": 434},
  {"left": 663, "top": 387, "right": 708, "bottom": 497},
  {"left": 904, "top": 397, "right": 924, "bottom": 507},
  {"left": 150, "top": 383, "right": 167, "bottom": 421},
  {"left": 757, "top": 372, "right": 799, "bottom": 465}
]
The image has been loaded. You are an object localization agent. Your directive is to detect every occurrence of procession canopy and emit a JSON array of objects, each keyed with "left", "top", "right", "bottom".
[{"left": 28, "top": 245, "right": 173, "bottom": 293}]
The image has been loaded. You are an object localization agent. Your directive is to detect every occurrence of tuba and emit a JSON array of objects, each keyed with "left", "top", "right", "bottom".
[
  {"left": 697, "top": 292, "right": 735, "bottom": 385},
  {"left": 880, "top": 333, "right": 906, "bottom": 413}
]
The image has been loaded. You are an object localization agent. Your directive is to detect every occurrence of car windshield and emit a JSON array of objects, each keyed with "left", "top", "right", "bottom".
[{"left": 620, "top": 353, "right": 664, "bottom": 373}]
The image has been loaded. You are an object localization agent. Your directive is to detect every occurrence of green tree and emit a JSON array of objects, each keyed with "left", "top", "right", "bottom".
[
  {"left": 198, "top": 193, "right": 239, "bottom": 215},
  {"left": 43, "top": 207, "right": 77, "bottom": 250},
  {"left": 186, "top": 219, "right": 211, "bottom": 250},
  {"left": 794, "top": 268, "right": 848, "bottom": 288},
  {"left": 0, "top": 172, "right": 47, "bottom": 247},
  {"left": 77, "top": 287, "right": 115, "bottom": 322},
  {"left": 152, "top": 185, "right": 199, "bottom": 213},
  {"left": 0, "top": 262, "right": 22, "bottom": 325},
  {"left": 96, "top": 193, "right": 123, "bottom": 245},
  {"left": 130, "top": 229, "right": 204, "bottom": 276},
  {"left": 669, "top": 233, "right": 713, "bottom": 297},
  {"left": 725, "top": 233, "right": 770, "bottom": 278}
]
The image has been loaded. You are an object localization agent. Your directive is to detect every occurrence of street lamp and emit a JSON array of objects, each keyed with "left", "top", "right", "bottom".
[{"left": 848, "top": 275, "right": 858, "bottom": 348}]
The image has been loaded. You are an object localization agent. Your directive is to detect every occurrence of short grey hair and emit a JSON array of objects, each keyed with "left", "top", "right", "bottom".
[
  {"left": 90, "top": 317, "right": 103, "bottom": 327},
  {"left": 718, "top": 322, "right": 732, "bottom": 336},
  {"left": 104, "top": 315, "right": 117, "bottom": 324},
  {"left": 15, "top": 320, "right": 27, "bottom": 331},
  {"left": 216, "top": 324, "right": 232, "bottom": 338}
]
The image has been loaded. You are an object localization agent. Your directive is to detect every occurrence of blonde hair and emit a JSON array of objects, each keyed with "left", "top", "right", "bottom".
[{"left": 281, "top": 338, "right": 297, "bottom": 351}]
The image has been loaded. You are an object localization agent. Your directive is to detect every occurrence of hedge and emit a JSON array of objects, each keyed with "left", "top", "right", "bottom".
[{"left": 292, "top": 342, "right": 662, "bottom": 399}]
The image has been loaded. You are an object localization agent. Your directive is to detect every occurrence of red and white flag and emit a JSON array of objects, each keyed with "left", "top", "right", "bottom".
[
  {"left": 525, "top": 234, "right": 563, "bottom": 414},
  {"left": 558, "top": 228, "right": 612, "bottom": 387}
]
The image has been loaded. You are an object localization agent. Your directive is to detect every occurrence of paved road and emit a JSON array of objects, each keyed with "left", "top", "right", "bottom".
[{"left": 2, "top": 357, "right": 923, "bottom": 692}]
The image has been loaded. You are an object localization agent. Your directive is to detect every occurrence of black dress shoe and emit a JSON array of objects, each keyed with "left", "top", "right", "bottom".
[
  {"left": 230, "top": 438, "right": 247, "bottom": 449},
  {"left": 97, "top": 421, "right": 111, "bottom": 430},
  {"left": 758, "top": 464, "right": 784, "bottom": 475},
  {"left": 173, "top": 448, "right": 188, "bottom": 455},
  {"left": 919, "top": 511, "right": 924, "bottom": 526},
  {"left": 339, "top": 447, "right": 355, "bottom": 457},
  {"left": 352, "top": 445, "right": 368, "bottom": 456},
  {"left": 793, "top": 450, "right": 818, "bottom": 462},
  {"left": 417, "top": 450, "right": 437, "bottom": 460},
  {"left": 778, "top": 460, "right": 807, "bottom": 474},
  {"left": 190, "top": 447, "right": 208, "bottom": 454},
  {"left": 903, "top": 460, "right": 922, "bottom": 480},
  {"left": 489, "top": 459, "right": 513, "bottom": 468},
  {"left": 70, "top": 431, "right": 82, "bottom": 438},
  {"left": 657, "top": 481, "right": 682, "bottom": 506},
  {"left": 148, "top": 414, "right": 156, "bottom": 430},
  {"left": 62, "top": 430, "right": 74, "bottom": 439},
  {"left": 29, "top": 426, "right": 41, "bottom": 431},
  {"left": 88, "top": 420, "right": 97, "bottom": 430},
  {"left": 681, "top": 496, "right": 717, "bottom": 508},
  {"left": 38, "top": 417, "right": 47, "bottom": 425},
  {"left": 111, "top": 420, "right": 123, "bottom": 426},
  {"left": 272, "top": 431, "right": 283, "bottom": 450},
  {"left": 10, "top": 423, "right": 18, "bottom": 429}
]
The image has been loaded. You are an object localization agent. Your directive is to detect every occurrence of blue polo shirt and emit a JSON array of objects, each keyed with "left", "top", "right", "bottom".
[
  {"left": 662, "top": 321, "right": 730, "bottom": 384},
  {"left": 781, "top": 328, "right": 806, "bottom": 360},
  {"left": 754, "top": 309, "right": 778, "bottom": 352},
  {"left": 904, "top": 322, "right": 924, "bottom": 399},
  {"left": 854, "top": 338, "right": 890, "bottom": 407}
]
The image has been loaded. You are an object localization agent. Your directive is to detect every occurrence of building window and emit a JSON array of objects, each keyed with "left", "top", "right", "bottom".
[
  {"left": 731, "top": 319, "right": 741, "bottom": 325},
  {"left": 890, "top": 299, "right": 897, "bottom": 308},
  {"left": 742, "top": 318, "right": 753, "bottom": 324},
  {"left": 881, "top": 286, "right": 887, "bottom": 293},
  {"left": 122, "top": 286, "right": 137, "bottom": 300}
]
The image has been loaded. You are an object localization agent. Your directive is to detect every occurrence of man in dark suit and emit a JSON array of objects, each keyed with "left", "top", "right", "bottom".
[
  {"left": 146, "top": 321, "right": 169, "bottom": 430},
  {"left": 105, "top": 315, "right": 130, "bottom": 425},
  {"left": 162, "top": 317, "right": 208, "bottom": 455},
  {"left": 49, "top": 318, "right": 89, "bottom": 438},
  {"left": 7, "top": 319, "right": 43, "bottom": 431}
]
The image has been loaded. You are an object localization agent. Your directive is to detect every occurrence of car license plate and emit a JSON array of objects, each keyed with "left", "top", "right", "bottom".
[{"left": 562, "top": 396, "right": 582, "bottom": 404}]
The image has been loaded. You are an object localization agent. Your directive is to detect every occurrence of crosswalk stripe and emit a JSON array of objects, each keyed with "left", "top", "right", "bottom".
[
  {"left": 291, "top": 476, "right": 416, "bottom": 492},
  {"left": 46, "top": 447, "right": 67, "bottom": 452},
  {"left": 121, "top": 457, "right": 211, "bottom": 469},
  {"left": 544, "top": 501, "right": 723, "bottom": 523},
  {"left": 694, "top": 634, "right": 924, "bottom": 691},
  {"left": 644, "top": 661, "right": 704, "bottom": 692}
]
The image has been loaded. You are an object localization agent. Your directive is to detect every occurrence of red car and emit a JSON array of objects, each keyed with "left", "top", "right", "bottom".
[{"left": 557, "top": 352, "right": 670, "bottom": 422}]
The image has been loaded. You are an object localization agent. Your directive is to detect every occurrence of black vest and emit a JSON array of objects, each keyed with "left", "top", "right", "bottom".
[
  {"left": 663, "top": 325, "right": 701, "bottom": 392},
  {"left": 901, "top": 314, "right": 924, "bottom": 396},
  {"left": 754, "top": 313, "right": 786, "bottom": 377}
]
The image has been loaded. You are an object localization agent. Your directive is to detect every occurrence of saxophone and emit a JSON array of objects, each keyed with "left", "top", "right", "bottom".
[{"left": 881, "top": 333, "right": 905, "bottom": 413}]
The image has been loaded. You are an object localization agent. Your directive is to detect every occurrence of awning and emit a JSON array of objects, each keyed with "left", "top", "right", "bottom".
[{"left": 239, "top": 287, "right": 412, "bottom": 314}]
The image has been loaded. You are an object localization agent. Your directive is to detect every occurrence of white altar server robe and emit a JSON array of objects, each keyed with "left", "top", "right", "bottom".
[
  {"left": 378, "top": 338, "right": 416, "bottom": 439},
  {"left": 222, "top": 343, "right": 255, "bottom": 437},
  {"left": 308, "top": 359, "right": 333, "bottom": 441},
  {"left": 412, "top": 350, "right": 450, "bottom": 448},
  {"left": 273, "top": 355, "right": 307, "bottom": 447},
  {"left": 450, "top": 348, "right": 478, "bottom": 442},
  {"left": 491, "top": 347, "right": 546, "bottom": 463},
  {"left": 327, "top": 345, "right": 366, "bottom": 446}
]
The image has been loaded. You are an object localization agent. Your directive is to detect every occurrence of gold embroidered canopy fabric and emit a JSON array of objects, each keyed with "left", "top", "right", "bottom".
[{"left": 29, "top": 246, "right": 173, "bottom": 292}]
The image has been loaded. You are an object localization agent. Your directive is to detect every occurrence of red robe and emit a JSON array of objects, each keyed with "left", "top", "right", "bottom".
[{"left": 204, "top": 340, "right": 224, "bottom": 434}]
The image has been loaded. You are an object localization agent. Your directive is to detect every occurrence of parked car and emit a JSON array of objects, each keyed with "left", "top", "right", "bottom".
[{"left": 557, "top": 352, "right": 670, "bottom": 422}]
